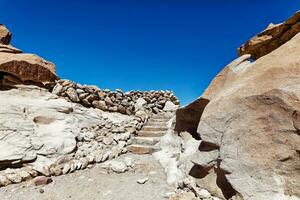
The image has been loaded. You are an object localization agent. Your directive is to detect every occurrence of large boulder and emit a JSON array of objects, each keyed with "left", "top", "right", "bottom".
[
  {"left": 0, "top": 53, "right": 57, "bottom": 83},
  {"left": 175, "top": 54, "right": 251, "bottom": 136},
  {"left": 0, "top": 24, "right": 57, "bottom": 85},
  {"left": 186, "top": 13, "right": 300, "bottom": 200}
]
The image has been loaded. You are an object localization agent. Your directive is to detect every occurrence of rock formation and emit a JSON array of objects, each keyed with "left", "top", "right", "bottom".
[
  {"left": 177, "top": 12, "right": 300, "bottom": 200},
  {"left": 0, "top": 25, "right": 57, "bottom": 87},
  {"left": 238, "top": 11, "right": 300, "bottom": 60}
]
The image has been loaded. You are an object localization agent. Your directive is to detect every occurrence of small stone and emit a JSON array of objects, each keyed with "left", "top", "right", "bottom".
[
  {"left": 92, "top": 100, "right": 108, "bottom": 111},
  {"left": 51, "top": 165, "right": 62, "bottom": 176},
  {"left": 66, "top": 87, "right": 80, "bottom": 102},
  {"left": 119, "top": 132, "right": 131, "bottom": 141},
  {"left": 62, "top": 163, "right": 71, "bottom": 174},
  {"left": 17, "top": 170, "right": 31, "bottom": 181},
  {"left": 110, "top": 146, "right": 122, "bottom": 159},
  {"left": 134, "top": 98, "right": 147, "bottom": 111},
  {"left": 75, "top": 160, "right": 82, "bottom": 170},
  {"left": 112, "top": 126, "right": 125, "bottom": 133},
  {"left": 118, "top": 141, "right": 127, "bottom": 148},
  {"left": 118, "top": 105, "right": 126, "bottom": 114},
  {"left": 86, "top": 154, "right": 95, "bottom": 163},
  {"left": 0, "top": 175, "right": 11, "bottom": 186},
  {"left": 103, "top": 135, "right": 114, "bottom": 145},
  {"left": 104, "top": 96, "right": 113, "bottom": 106},
  {"left": 152, "top": 107, "right": 159, "bottom": 114},
  {"left": 39, "top": 188, "right": 45, "bottom": 194},
  {"left": 76, "top": 88, "right": 85, "bottom": 94},
  {"left": 102, "top": 161, "right": 127, "bottom": 173},
  {"left": 124, "top": 157, "right": 133, "bottom": 167},
  {"left": 52, "top": 83, "right": 63, "bottom": 95},
  {"left": 195, "top": 188, "right": 211, "bottom": 199},
  {"left": 79, "top": 92, "right": 89, "bottom": 100},
  {"left": 101, "top": 151, "right": 110, "bottom": 162},
  {"left": 137, "top": 177, "right": 149, "bottom": 184},
  {"left": 80, "top": 158, "right": 89, "bottom": 169},
  {"left": 6, "top": 173, "right": 22, "bottom": 183},
  {"left": 33, "top": 176, "right": 52, "bottom": 186},
  {"left": 108, "top": 106, "right": 118, "bottom": 112},
  {"left": 163, "top": 100, "right": 178, "bottom": 111}
]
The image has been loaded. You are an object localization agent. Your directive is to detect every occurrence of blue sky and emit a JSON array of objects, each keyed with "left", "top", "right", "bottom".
[{"left": 0, "top": 1, "right": 299, "bottom": 105}]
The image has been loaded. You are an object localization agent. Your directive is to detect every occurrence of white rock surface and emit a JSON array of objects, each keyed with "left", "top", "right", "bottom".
[
  {"left": 163, "top": 101, "right": 178, "bottom": 111},
  {"left": 0, "top": 86, "right": 135, "bottom": 170},
  {"left": 101, "top": 160, "right": 128, "bottom": 173}
]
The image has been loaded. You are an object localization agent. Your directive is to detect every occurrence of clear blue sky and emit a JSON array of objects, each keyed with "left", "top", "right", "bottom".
[{"left": 0, "top": 1, "right": 299, "bottom": 105}]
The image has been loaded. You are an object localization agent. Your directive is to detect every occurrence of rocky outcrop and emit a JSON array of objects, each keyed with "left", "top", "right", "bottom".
[
  {"left": 0, "top": 53, "right": 57, "bottom": 84},
  {"left": 49, "top": 79, "right": 180, "bottom": 116},
  {"left": 180, "top": 12, "right": 300, "bottom": 200},
  {"left": 0, "top": 24, "right": 57, "bottom": 86},
  {"left": 238, "top": 11, "right": 300, "bottom": 60}
]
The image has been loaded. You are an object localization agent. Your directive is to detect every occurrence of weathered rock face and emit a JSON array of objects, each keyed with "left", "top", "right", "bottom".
[
  {"left": 175, "top": 54, "right": 251, "bottom": 137},
  {"left": 0, "top": 53, "right": 57, "bottom": 83},
  {"left": 0, "top": 25, "right": 11, "bottom": 45},
  {"left": 0, "top": 24, "right": 57, "bottom": 86},
  {"left": 238, "top": 11, "right": 300, "bottom": 60},
  {"left": 180, "top": 12, "right": 300, "bottom": 200}
]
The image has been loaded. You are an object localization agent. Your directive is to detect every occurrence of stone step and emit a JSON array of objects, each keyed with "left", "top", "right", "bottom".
[
  {"left": 127, "top": 145, "right": 160, "bottom": 154},
  {"left": 146, "top": 121, "right": 167, "bottom": 126},
  {"left": 142, "top": 126, "right": 168, "bottom": 132},
  {"left": 134, "top": 136, "right": 161, "bottom": 145},
  {"left": 137, "top": 130, "right": 167, "bottom": 137},
  {"left": 148, "top": 118, "right": 171, "bottom": 123},
  {"left": 151, "top": 115, "right": 172, "bottom": 119}
]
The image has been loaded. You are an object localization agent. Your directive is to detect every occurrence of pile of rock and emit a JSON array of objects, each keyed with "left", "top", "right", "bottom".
[
  {"left": 0, "top": 24, "right": 57, "bottom": 87},
  {"left": 50, "top": 79, "right": 180, "bottom": 116}
]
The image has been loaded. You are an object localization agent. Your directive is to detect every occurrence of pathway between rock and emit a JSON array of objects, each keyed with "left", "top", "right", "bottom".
[
  {"left": 128, "top": 112, "right": 174, "bottom": 154},
  {"left": 0, "top": 154, "right": 174, "bottom": 200}
]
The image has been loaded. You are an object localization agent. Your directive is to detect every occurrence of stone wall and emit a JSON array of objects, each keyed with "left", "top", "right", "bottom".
[
  {"left": 49, "top": 79, "right": 180, "bottom": 115},
  {"left": 0, "top": 86, "right": 148, "bottom": 187}
]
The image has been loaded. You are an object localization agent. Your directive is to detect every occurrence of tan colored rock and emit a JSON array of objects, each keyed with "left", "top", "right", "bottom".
[
  {"left": 0, "top": 44, "right": 22, "bottom": 54},
  {"left": 0, "top": 52, "right": 57, "bottom": 83},
  {"left": 169, "top": 191, "right": 198, "bottom": 200},
  {"left": 65, "top": 87, "right": 80, "bottom": 102},
  {"left": 175, "top": 54, "right": 251, "bottom": 135},
  {"left": 0, "top": 25, "right": 11, "bottom": 45},
  {"left": 33, "top": 176, "right": 52, "bottom": 186},
  {"left": 191, "top": 32, "right": 300, "bottom": 199},
  {"left": 0, "top": 24, "right": 57, "bottom": 84},
  {"left": 238, "top": 11, "right": 300, "bottom": 59},
  {"left": 92, "top": 100, "right": 108, "bottom": 111}
]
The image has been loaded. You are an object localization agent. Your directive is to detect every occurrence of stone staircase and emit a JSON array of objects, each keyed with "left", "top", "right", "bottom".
[{"left": 128, "top": 112, "right": 174, "bottom": 154}]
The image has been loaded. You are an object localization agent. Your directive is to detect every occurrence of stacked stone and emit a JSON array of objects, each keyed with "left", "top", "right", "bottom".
[
  {"left": 0, "top": 167, "right": 38, "bottom": 187},
  {"left": 0, "top": 109, "right": 146, "bottom": 187},
  {"left": 50, "top": 79, "right": 180, "bottom": 115}
]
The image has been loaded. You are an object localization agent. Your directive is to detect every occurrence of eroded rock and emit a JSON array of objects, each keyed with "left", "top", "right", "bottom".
[{"left": 190, "top": 29, "right": 300, "bottom": 200}]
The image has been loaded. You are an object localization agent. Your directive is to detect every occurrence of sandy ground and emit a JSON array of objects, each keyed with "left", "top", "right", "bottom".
[{"left": 0, "top": 154, "right": 174, "bottom": 200}]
